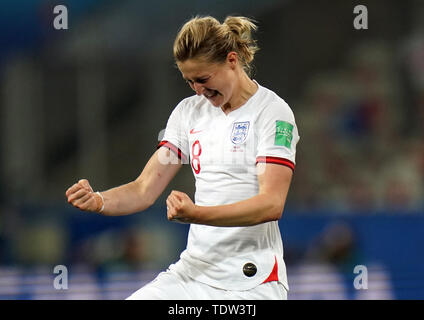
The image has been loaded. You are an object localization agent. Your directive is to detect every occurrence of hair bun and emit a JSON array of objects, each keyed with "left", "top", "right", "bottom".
[{"left": 174, "top": 15, "right": 259, "bottom": 76}]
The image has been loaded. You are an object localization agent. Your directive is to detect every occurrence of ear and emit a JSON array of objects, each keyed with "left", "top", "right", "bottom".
[{"left": 226, "top": 51, "right": 238, "bottom": 69}]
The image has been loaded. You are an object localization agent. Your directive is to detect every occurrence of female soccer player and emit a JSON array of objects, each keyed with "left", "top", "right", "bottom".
[{"left": 66, "top": 15, "right": 300, "bottom": 300}]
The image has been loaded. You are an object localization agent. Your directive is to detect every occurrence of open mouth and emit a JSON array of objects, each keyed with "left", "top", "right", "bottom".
[{"left": 204, "top": 89, "right": 219, "bottom": 99}]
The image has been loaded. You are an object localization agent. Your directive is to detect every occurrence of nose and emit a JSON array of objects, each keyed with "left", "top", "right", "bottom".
[{"left": 193, "top": 82, "right": 204, "bottom": 96}]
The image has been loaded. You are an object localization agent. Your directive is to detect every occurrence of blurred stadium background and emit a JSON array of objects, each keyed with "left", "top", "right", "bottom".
[{"left": 0, "top": 0, "right": 423, "bottom": 299}]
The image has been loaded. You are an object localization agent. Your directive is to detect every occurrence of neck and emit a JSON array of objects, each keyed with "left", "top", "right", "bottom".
[{"left": 222, "top": 71, "right": 258, "bottom": 114}]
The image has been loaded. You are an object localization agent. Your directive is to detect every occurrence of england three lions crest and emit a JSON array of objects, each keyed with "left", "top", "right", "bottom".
[{"left": 231, "top": 121, "right": 250, "bottom": 144}]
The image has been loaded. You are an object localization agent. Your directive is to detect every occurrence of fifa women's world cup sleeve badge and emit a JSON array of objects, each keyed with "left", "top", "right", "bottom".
[{"left": 274, "top": 120, "right": 293, "bottom": 148}]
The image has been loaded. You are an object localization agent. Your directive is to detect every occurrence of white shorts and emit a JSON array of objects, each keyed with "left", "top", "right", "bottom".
[{"left": 126, "top": 267, "right": 287, "bottom": 300}]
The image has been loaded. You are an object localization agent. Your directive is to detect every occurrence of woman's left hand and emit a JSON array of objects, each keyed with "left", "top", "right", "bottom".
[{"left": 166, "top": 190, "right": 197, "bottom": 223}]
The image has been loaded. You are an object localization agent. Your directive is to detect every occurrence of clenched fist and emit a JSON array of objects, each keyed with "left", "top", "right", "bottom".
[
  {"left": 65, "top": 179, "right": 104, "bottom": 213},
  {"left": 166, "top": 190, "right": 197, "bottom": 223}
]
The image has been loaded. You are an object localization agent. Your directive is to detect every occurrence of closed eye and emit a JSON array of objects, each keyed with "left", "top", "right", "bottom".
[
  {"left": 196, "top": 77, "right": 209, "bottom": 84},
  {"left": 184, "top": 77, "right": 210, "bottom": 85}
]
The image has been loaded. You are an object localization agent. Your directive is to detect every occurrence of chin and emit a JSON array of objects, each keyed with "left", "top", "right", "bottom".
[
  {"left": 207, "top": 97, "right": 221, "bottom": 107},
  {"left": 212, "top": 95, "right": 227, "bottom": 107}
]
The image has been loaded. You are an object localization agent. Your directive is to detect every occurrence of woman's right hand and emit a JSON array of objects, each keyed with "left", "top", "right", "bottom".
[{"left": 65, "top": 179, "right": 104, "bottom": 213}]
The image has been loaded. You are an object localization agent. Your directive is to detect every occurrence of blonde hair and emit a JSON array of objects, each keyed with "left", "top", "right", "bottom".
[{"left": 173, "top": 16, "right": 259, "bottom": 76}]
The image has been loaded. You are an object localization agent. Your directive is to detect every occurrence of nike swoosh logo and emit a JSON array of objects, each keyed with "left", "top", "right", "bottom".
[{"left": 190, "top": 129, "right": 202, "bottom": 134}]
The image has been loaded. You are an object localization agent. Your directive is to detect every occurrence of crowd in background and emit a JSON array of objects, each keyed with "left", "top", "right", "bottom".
[{"left": 290, "top": 39, "right": 424, "bottom": 213}]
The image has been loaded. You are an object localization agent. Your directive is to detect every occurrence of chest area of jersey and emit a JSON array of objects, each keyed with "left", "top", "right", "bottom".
[{"left": 187, "top": 116, "right": 256, "bottom": 172}]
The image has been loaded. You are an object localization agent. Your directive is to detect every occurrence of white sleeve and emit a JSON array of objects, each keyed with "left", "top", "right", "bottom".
[
  {"left": 255, "top": 101, "right": 300, "bottom": 171},
  {"left": 157, "top": 100, "right": 190, "bottom": 164}
]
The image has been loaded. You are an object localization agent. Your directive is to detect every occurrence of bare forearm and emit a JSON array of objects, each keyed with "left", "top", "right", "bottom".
[
  {"left": 99, "top": 180, "right": 153, "bottom": 216},
  {"left": 66, "top": 149, "right": 182, "bottom": 215},
  {"left": 193, "top": 193, "right": 284, "bottom": 227},
  {"left": 166, "top": 164, "right": 292, "bottom": 227}
]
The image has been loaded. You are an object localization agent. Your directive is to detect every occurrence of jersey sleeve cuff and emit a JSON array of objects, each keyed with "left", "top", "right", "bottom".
[
  {"left": 157, "top": 140, "right": 188, "bottom": 163},
  {"left": 256, "top": 156, "right": 295, "bottom": 171}
]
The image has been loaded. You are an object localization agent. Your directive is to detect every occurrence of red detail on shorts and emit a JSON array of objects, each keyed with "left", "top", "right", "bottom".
[{"left": 262, "top": 256, "right": 279, "bottom": 283}]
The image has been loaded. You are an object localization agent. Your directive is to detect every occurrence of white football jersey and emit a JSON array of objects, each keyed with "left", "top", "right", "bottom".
[{"left": 158, "top": 81, "right": 300, "bottom": 291}]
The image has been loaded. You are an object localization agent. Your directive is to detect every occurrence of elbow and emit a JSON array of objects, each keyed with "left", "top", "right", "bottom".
[
  {"left": 143, "top": 195, "right": 156, "bottom": 209},
  {"left": 269, "top": 207, "right": 283, "bottom": 222},
  {"left": 273, "top": 208, "right": 284, "bottom": 221},
  {"left": 141, "top": 190, "right": 156, "bottom": 210},
  {"left": 257, "top": 210, "right": 281, "bottom": 225},
  {"left": 133, "top": 180, "right": 155, "bottom": 210},
  {"left": 262, "top": 200, "right": 285, "bottom": 223}
]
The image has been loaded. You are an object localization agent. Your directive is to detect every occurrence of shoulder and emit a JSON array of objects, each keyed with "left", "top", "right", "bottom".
[
  {"left": 255, "top": 84, "right": 296, "bottom": 123},
  {"left": 171, "top": 94, "right": 209, "bottom": 117}
]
